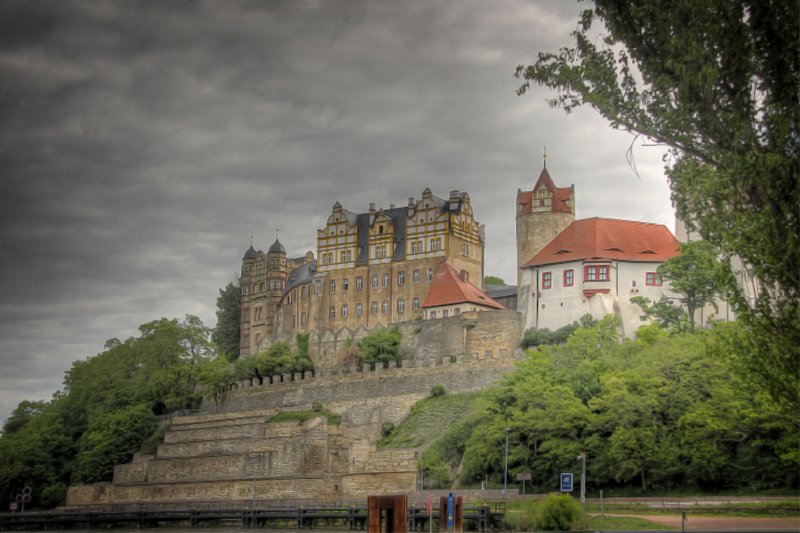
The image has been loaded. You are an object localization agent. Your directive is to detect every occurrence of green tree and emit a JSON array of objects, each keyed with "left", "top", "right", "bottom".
[
  {"left": 198, "top": 357, "right": 234, "bottom": 407},
  {"left": 484, "top": 275, "right": 506, "bottom": 286},
  {"left": 212, "top": 278, "right": 241, "bottom": 362},
  {"left": 515, "top": 0, "right": 799, "bottom": 412},
  {"left": 359, "top": 326, "right": 403, "bottom": 366}
]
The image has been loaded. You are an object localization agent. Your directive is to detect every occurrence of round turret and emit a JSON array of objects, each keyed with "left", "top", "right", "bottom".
[
  {"left": 268, "top": 239, "right": 286, "bottom": 254},
  {"left": 243, "top": 245, "right": 258, "bottom": 260}
]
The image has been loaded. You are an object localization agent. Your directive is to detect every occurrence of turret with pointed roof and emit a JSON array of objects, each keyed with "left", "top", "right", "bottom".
[{"left": 515, "top": 163, "right": 575, "bottom": 286}]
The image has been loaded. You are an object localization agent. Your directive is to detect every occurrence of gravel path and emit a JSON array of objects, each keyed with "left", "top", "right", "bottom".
[{"left": 592, "top": 513, "right": 800, "bottom": 530}]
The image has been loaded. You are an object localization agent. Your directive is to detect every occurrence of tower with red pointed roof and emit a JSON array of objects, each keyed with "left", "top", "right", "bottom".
[{"left": 515, "top": 154, "right": 575, "bottom": 286}]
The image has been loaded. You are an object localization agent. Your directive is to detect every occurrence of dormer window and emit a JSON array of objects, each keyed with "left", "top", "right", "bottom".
[
  {"left": 379, "top": 225, "right": 384, "bottom": 234},
  {"left": 640, "top": 250, "right": 656, "bottom": 254},
  {"left": 555, "top": 249, "right": 571, "bottom": 255}
]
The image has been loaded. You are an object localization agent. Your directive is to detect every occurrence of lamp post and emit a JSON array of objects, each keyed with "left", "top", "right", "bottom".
[
  {"left": 412, "top": 456, "right": 424, "bottom": 503},
  {"left": 503, "top": 428, "right": 511, "bottom": 499},
  {"left": 577, "top": 452, "right": 586, "bottom": 520}
]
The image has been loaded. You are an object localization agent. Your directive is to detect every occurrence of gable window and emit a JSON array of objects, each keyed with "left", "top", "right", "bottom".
[
  {"left": 413, "top": 270, "right": 420, "bottom": 283},
  {"left": 564, "top": 270, "right": 574, "bottom": 287},
  {"left": 342, "top": 304, "right": 348, "bottom": 318},
  {"left": 356, "top": 276, "right": 363, "bottom": 290},
  {"left": 413, "top": 297, "right": 419, "bottom": 310},
  {"left": 382, "top": 300, "right": 389, "bottom": 314},
  {"left": 542, "top": 272, "right": 552, "bottom": 289},
  {"left": 646, "top": 272, "right": 663, "bottom": 286},
  {"left": 329, "top": 306, "right": 335, "bottom": 319},
  {"left": 372, "top": 275, "right": 378, "bottom": 288},
  {"left": 356, "top": 303, "right": 363, "bottom": 316},
  {"left": 398, "top": 272, "right": 405, "bottom": 286},
  {"left": 371, "top": 301, "right": 378, "bottom": 315},
  {"left": 343, "top": 278, "right": 349, "bottom": 291}
]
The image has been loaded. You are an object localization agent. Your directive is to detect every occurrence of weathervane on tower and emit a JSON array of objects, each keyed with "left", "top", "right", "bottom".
[{"left": 543, "top": 146, "right": 547, "bottom": 169}]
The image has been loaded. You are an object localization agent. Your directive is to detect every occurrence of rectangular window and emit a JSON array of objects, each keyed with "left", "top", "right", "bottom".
[
  {"left": 398, "top": 299, "right": 405, "bottom": 312},
  {"left": 413, "top": 297, "right": 419, "bottom": 310},
  {"left": 356, "top": 303, "right": 363, "bottom": 317},
  {"left": 411, "top": 242, "right": 417, "bottom": 254},
  {"left": 342, "top": 305, "right": 348, "bottom": 318},
  {"left": 292, "top": 315, "right": 296, "bottom": 328},
  {"left": 455, "top": 308, "right": 460, "bottom": 315},
  {"left": 242, "top": 335, "right": 249, "bottom": 347},
  {"left": 428, "top": 268, "right": 433, "bottom": 281},
  {"left": 343, "top": 278, "right": 349, "bottom": 291},
  {"left": 270, "top": 305, "right": 275, "bottom": 316},
  {"left": 341, "top": 250, "right": 346, "bottom": 263},
  {"left": 430, "top": 238, "right": 435, "bottom": 251},
  {"left": 646, "top": 272, "right": 663, "bottom": 286},
  {"left": 329, "top": 306, "right": 335, "bottom": 319},
  {"left": 564, "top": 270, "right": 574, "bottom": 287},
  {"left": 443, "top": 310, "right": 449, "bottom": 318},
  {"left": 356, "top": 276, "right": 363, "bottom": 290},
  {"left": 382, "top": 300, "right": 388, "bottom": 314},
  {"left": 371, "top": 301, "right": 378, "bottom": 315},
  {"left": 542, "top": 272, "right": 552, "bottom": 289},
  {"left": 398, "top": 272, "right": 405, "bottom": 285},
  {"left": 242, "top": 309, "right": 250, "bottom": 322},
  {"left": 243, "top": 285, "right": 250, "bottom": 295},
  {"left": 437, "top": 238, "right": 442, "bottom": 251},
  {"left": 301, "top": 312, "right": 307, "bottom": 325},
  {"left": 315, "top": 280, "right": 321, "bottom": 293},
  {"left": 585, "top": 265, "right": 610, "bottom": 281},
  {"left": 418, "top": 240, "right": 423, "bottom": 252},
  {"left": 372, "top": 275, "right": 378, "bottom": 288},
  {"left": 347, "top": 249, "right": 352, "bottom": 262},
  {"left": 383, "top": 273, "right": 389, "bottom": 287},
  {"left": 430, "top": 311, "right": 436, "bottom": 319},
  {"left": 330, "top": 280, "right": 336, "bottom": 293},
  {"left": 301, "top": 286, "right": 307, "bottom": 299},
  {"left": 322, "top": 254, "right": 327, "bottom": 265},
  {"left": 414, "top": 270, "right": 420, "bottom": 283}
]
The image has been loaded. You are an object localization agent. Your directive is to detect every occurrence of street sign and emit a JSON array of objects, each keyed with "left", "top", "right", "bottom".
[
  {"left": 9, "top": 503, "right": 18, "bottom": 511},
  {"left": 560, "top": 473, "right": 573, "bottom": 492},
  {"left": 516, "top": 472, "right": 531, "bottom": 481}
]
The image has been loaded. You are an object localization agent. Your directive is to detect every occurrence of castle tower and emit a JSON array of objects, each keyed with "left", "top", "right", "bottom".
[{"left": 515, "top": 160, "right": 575, "bottom": 286}]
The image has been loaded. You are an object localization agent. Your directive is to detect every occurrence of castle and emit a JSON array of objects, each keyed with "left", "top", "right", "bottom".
[{"left": 65, "top": 164, "right": 692, "bottom": 510}]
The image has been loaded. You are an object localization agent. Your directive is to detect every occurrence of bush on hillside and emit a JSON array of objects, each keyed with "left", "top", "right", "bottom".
[
  {"left": 381, "top": 421, "right": 395, "bottom": 437},
  {"left": 430, "top": 385, "right": 446, "bottom": 397},
  {"left": 359, "top": 326, "right": 403, "bottom": 365}
]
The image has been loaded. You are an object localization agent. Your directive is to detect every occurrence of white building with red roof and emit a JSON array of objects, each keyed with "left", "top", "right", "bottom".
[
  {"left": 517, "top": 169, "right": 682, "bottom": 337},
  {"left": 422, "top": 261, "right": 505, "bottom": 319}
]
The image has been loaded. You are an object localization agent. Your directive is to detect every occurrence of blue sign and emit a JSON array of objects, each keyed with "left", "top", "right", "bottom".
[
  {"left": 560, "top": 473, "right": 573, "bottom": 492},
  {"left": 447, "top": 492, "right": 454, "bottom": 529}
]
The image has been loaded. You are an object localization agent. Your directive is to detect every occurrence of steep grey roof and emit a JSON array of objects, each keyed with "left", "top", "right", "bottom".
[
  {"left": 284, "top": 260, "right": 318, "bottom": 296},
  {"left": 268, "top": 238, "right": 286, "bottom": 254},
  {"left": 486, "top": 286, "right": 518, "bottom": 299},
  {"left": 243, "top": 245, "right": 258, "bottom": 260}
]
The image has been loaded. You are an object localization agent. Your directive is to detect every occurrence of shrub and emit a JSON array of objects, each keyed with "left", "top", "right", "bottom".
[
  {"left": 414, "top": 325, "right": 422, "bottom": 334},
  {"left": 312, "top": 401, "right": 323, "bottom": 412},
  {"left": 538, "top": 493, "right": 581, "bottom": 531},
  {"left": 360, "top": 326, "right": 403, "bottom": 365},
  {"left": 430, "top": 385, "right": 446, "bottom": 397},
  {"left": 381, "top": 421, "right": 395, "bottom": 437},
  {"left": 337, "top": 339, "right": 362, "bottom": 368}
]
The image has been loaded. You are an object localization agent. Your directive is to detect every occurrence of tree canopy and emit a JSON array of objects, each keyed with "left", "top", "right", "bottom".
[
  {"left": 484, "top": 276, "right": 507, "bottom": 286},
  {"left": 515, "top": 0, "right": 799, "bottom": 412},
  {"left": 212, "top": 278, "right": 241, "bottom": 362}
]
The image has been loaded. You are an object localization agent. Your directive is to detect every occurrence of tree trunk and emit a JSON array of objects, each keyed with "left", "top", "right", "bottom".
[{"left": 641, "top": 468, "right": 647, "bottom": 492}]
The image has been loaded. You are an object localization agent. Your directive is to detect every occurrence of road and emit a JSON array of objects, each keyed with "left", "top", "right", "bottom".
[{"left": 593, "top": 513, "right": 800, "bottom": 530}]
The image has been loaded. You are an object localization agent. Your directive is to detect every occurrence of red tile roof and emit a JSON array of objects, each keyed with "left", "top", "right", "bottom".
[
  {"left": 422, "top": 262, "right": 506, "bottom": 310},
  {"left": 517, "top": 168, "right": 573, "bottom": 217},
  {"left": 521, "top": 217, "right": 681, "bottom": 268}
]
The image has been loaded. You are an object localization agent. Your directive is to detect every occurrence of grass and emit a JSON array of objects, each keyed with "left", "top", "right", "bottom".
[
  {"left": 377, "top": 390, "right": 484, "bottom": 449},
  {"left": 585, "top": 502, "right": 799, "bottom": 519},
  {"left": 267, "top": 409, "right": 341, "bottom": 426},
  {"left": 587, "top": 515, "right": 677, "bottom": 530}
]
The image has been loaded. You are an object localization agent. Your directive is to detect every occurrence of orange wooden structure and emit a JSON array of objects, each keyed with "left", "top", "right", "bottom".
[{"left": 367, "top": 494, "right": 408, "bottom": 533}]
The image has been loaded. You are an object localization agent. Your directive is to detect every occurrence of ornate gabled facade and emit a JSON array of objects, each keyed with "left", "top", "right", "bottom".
[{"left": 242, "top": 188, "right": 494, "bottom": 355}]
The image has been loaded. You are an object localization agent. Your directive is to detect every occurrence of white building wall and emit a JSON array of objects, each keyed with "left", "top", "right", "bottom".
[{"left": 519, "top": 260, "right": 678, "bottom": 338}]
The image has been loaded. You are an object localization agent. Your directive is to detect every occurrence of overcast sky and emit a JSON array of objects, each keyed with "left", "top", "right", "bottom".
[{"left": 0, "top": 0, "right": 675, "bottom": 424}]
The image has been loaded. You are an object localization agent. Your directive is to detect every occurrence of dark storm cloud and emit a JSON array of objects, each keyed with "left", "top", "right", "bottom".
[{"left": 0, "top": 0, "right": 673, "bottom": 422}]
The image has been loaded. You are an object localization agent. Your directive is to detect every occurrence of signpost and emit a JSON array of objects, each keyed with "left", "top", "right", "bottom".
[
  {"left": 15, "top": 487, "right": 32, "bottom": 514},
  {"left": 447, "top": 492, "right": 454, "bottom": 530},
  {"left": 560, "top": 473, "right": 573, "bottom": 492},
  {"left": 577, "top": 452, "right": 586, "bottom": 520},
  {"left": 516, "top": 472, "right": 531, "bottom": 498},
  {"left": 9, "top": 502, "right": 18, "bottom": 512}
]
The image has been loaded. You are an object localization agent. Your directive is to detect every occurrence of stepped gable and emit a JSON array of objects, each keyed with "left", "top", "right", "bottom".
[
  {"left": 423, "top": 262, "right": 505, "bottom": 310},
  {"left": 517, "top": 167, "right": 573, "bottom": 217},
  {"left": 522, "top": 217, "right": 681, "bottom": 268}
]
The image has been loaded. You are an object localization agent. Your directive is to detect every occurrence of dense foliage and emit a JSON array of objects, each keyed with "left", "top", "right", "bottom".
[
  {"left": 521, "top": 314, "right": 597, "bottom": 348},
  {"left": 515, "top": 0, "right": 799, "bottom": 412},
  {"left": 0, "top": 316, "right": 217, "bottom": 508},
  {"left": 232, "top": 338, "right": 313, "bottom": 385},
  {"left": 336, "top": 326, "right": 404, "bottom": 368},
  {"left": 419, "top": 317, "right": 798, "bottom": 493},
  {"left": 484, "top": 276, "right": 506, "bottom": 286},
  {"left": 212, "top": 279, "right": 241, "bottom": 362}
]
